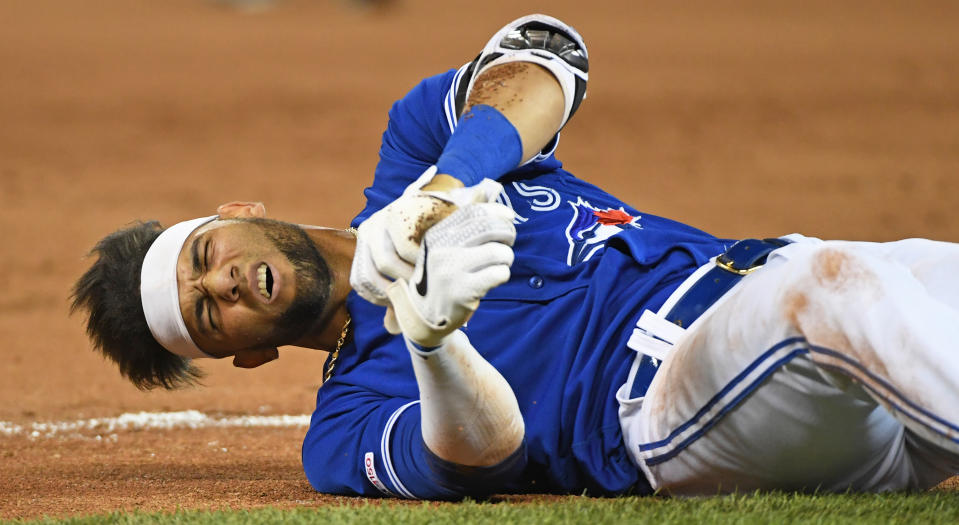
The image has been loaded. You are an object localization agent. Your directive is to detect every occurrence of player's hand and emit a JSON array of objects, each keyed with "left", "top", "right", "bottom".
[
  {"left": 383, "top": 202, "right": 516, "bottom": 347},
  {"left": 350, "top": 167, "right": 504, "bottom": 306}
]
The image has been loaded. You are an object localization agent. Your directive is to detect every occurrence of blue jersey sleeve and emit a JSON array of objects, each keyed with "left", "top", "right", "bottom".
[
  {"left": 351, "top": 65, "right": 564, "bottom": 227},
  {"left": 351, "top": 69, "right": 459, "bottom": 227},
  {"left": 303, "top": 383, "right": 526, "bottom": 500}
]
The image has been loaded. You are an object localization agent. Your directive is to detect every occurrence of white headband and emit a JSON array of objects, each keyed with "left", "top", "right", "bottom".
[{"left": 140, "top": 216, "right": 217, "bottom": 359}]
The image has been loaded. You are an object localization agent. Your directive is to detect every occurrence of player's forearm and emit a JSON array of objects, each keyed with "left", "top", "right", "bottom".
[
  {"left": 407, "top": 330, "right": 525, "bottom": 467},
  {"left": 465, "top": 62, "right": 564, "bottom": 163},
  {"left": 424, "top": 63, "right": 564, "bottom": 191}
]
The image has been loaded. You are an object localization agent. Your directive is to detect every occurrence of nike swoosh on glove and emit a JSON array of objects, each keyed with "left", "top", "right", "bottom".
[
  {"left": 350, "top": 166, "right": 505, "bottom": 306},
  {"left": 384, "top": 202, "right": 517, "bottom": 347}
]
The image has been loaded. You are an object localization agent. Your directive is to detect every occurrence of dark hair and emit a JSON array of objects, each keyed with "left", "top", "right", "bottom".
[{"left": 71, "top": 221, "right": 203, "bottom": 390}]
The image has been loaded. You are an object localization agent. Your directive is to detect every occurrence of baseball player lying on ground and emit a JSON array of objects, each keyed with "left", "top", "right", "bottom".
[{"left": 73, "top": 14, "right": 959, "bottom": 498}]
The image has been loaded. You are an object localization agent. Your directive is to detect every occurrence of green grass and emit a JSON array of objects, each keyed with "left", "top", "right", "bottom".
[{"left": 14, "top": 492, "right": 959, "bottom": 525}]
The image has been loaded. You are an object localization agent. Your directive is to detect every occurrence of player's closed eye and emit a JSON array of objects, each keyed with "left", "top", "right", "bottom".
[
  {"left": 202, "top": 239, "right": 220, "bottom": 332},
  {"left": 206, "top": 299, "right": 217, "bottom": 332}
]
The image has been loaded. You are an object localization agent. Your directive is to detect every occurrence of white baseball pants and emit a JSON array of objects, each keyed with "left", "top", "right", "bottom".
[{"left": 619, "top": 235, "right": 959, "bottom": 494}]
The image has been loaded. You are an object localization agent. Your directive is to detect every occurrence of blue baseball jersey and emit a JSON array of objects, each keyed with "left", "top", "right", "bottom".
[{"left": 303, "top": 66, "right": 733, "bottom": 499}]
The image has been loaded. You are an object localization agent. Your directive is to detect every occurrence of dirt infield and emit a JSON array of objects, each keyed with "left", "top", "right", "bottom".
[{"left": 2, "top": 0, "right": 958, "bottom": 519}]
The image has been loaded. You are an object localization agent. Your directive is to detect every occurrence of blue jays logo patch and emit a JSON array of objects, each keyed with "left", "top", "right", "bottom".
[{"left": 565, "top": 198, "right": 642, "bottom": 265}]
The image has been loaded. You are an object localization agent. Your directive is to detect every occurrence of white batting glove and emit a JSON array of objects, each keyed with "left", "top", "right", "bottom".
[
  {"left": 384, "top": 202, "right": 516, "bottom": 348},
  {"left": 350, "top": 166, "right": 505, "bottom": 306}
]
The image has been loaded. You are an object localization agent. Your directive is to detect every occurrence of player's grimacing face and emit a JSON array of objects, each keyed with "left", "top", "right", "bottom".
[{"left": 175, "top": 218, "right": 331, "bottom": 358}]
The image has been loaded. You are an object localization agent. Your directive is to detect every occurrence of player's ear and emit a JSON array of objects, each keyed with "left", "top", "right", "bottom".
[
  {"left": 217, "top": 201, "right": 267, "bottom": 219},
  {"left": 232, "top": 347, "right": 279, "bottom": 368}
]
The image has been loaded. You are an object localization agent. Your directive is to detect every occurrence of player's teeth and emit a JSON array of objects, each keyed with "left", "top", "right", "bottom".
[{"left": 257, "top": 263, "right": 270, "bottom": 299}]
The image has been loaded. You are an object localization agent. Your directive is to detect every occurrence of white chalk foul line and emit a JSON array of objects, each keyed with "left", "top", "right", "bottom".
[{"left": 0, "top": 410, "right": 310, "bottom": 440}]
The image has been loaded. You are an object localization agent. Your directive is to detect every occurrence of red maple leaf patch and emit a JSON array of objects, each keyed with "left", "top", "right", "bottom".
[{"left": 593, "top": 208, "right": 634, "bottom": 225}]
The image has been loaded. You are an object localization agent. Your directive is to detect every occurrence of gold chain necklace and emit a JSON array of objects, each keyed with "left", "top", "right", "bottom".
[
  {"left": 323, "top": 314, "right": 351, "bottom": 383},
  {"left": 323, "top": 227, "right": 358, "bottom": 383}
]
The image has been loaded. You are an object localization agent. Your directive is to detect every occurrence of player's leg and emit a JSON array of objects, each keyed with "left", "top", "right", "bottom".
[
  {"left": 620, "top": 239, "right": 959, "bottom": 493},
  {"left": 782, "top": 240, "right": 959, "bottom": 455},
  {"left": 807, "top": 238, "right": 959, "bottom": 486}
]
